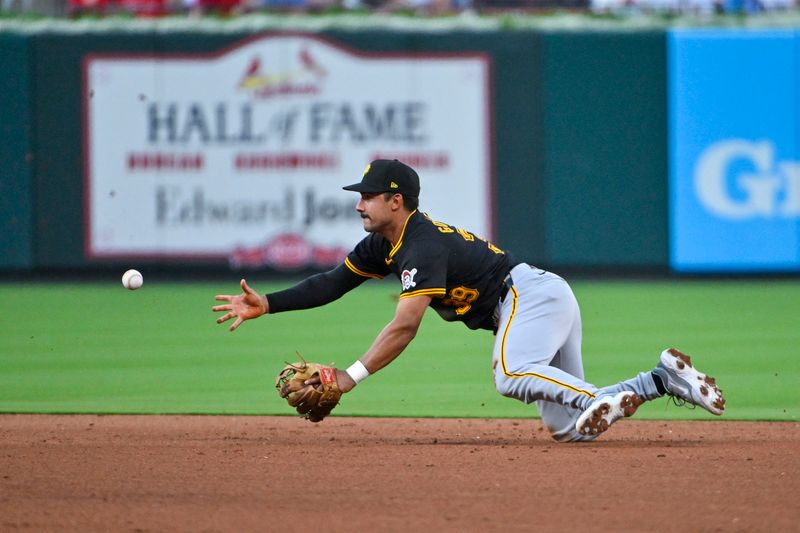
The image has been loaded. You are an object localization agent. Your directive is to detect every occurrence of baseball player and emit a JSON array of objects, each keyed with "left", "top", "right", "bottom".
[{"left": 213, "top": 159, "right": 725, "bottom": 441}]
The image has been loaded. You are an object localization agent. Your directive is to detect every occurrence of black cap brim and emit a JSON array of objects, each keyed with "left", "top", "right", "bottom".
[{"left": 342, "top": 182, "right": 386, "bottom": 193}]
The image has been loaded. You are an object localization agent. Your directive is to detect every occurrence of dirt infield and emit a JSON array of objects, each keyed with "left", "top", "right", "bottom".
[{"left": 1, "top": 415, "right": 798, "bottom": 532}]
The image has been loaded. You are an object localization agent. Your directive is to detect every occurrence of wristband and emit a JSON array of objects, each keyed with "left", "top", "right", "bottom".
[{"left": 345, "top": 360, "right": 370, "bottom": 384}]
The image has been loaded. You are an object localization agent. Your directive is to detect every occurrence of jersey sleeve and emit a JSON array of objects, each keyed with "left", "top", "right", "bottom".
[
  {"left": 397, "top": 240, "right": 448, "bottom": 300},
  {"left": 345, "top": 234, "right": 391, "bottom": 280},
  {"left": 266, "top": 263, "right": 367, "bottom": 313}
]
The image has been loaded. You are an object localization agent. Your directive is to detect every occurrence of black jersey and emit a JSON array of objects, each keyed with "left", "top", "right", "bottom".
[{"left": 345, "top": 210, "right": 513, "bottom": 330}]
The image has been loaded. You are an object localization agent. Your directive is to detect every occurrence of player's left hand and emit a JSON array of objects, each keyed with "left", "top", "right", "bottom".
[
  {"left": 276, "top": 360, "right": 348, "bottom": 422},
  {"left": 212, "top": 279, "right": 268, "bottom": 332}
]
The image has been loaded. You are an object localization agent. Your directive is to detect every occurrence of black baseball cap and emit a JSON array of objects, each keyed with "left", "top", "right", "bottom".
[{"left": 342, "top": 159, "right": 420, "bottom": 197}]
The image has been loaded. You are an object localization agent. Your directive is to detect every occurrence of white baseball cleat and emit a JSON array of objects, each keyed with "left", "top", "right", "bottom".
[
  {"left": 653, "top": 348, "right": 725, "bottom": 415},
  {"left": 575, "top": 391, "right": 643, "bottom": 437}
]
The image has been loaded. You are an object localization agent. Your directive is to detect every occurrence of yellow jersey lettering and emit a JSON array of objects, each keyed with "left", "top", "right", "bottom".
[
  {"left": 475, "top": 234, "right": 504, "bottom": 255},
  {"left": 423, "top": 213, "right": 455, "bottom": 234},
  {"left": 433, "top": 220, "right": 454, "bottom": 234},
  {"left": 456, "top": 228, "right": 475, "bottom": 242},
  {"left": 441, "top": 286, "right": 480, "bottom": 315},
  {"left": 487, "top": 241, "right": 504, "bottom": 255}
]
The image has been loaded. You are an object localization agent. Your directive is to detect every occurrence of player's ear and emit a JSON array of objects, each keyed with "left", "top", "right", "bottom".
[{"left": 383, "top": 192, "right": 395, "bottom": 207}]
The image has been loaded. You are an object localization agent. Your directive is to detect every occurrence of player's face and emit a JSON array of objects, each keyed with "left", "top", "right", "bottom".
[{"left": 356, "top": 192, "right": 393, "bottom": 233}]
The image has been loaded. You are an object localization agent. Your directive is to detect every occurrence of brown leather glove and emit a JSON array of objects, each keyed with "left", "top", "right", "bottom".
[{"left": 275, "top": 360, "right": 342, "bottom": 423}]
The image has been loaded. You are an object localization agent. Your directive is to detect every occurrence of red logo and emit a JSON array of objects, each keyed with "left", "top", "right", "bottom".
[
  {"left": 239, "top": 49, "right": 327, "bottom": 99},
  {"left": 318, "top": 367, "right": 336, "bottom": 385},
  {"left": 229, "top": 233, "right": 348, "bottom": 271}
]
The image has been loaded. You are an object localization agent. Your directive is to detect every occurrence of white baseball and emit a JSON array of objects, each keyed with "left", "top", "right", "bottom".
[{"left": 122, "top": 269, "right": 143, "bottom": 290}]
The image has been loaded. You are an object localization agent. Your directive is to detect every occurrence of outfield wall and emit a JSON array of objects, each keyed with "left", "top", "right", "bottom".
[
  {"left": 0, "top": 33, "right": 34, "bottom": 269},
  {"left": 0, "top": 27, "right": 793, "bottom": 274}
]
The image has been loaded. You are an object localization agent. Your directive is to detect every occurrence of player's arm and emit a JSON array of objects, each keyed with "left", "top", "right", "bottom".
[
  {"left": 213, "top": 263, "right": 366, "bottom": 332},
  {"left": 334, "top": 294, "right": 431, "bottom": 392},
  {"left": 266, "top": 262, "right": 367, "bottom": 312}
]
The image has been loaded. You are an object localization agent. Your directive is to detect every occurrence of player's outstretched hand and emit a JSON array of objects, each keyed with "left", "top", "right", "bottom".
[{"left": 213, "top": 279, "right": 269, "bottom": 332}]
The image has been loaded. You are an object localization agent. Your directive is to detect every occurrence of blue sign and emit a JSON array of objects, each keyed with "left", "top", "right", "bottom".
[{"left": 669, "top": 29, "right": 800, "bottom": 272}]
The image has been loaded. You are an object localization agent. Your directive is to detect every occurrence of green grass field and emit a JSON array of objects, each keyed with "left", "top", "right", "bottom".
[{"left": 1, "top": 278, "right": 798, "bottom": 421}]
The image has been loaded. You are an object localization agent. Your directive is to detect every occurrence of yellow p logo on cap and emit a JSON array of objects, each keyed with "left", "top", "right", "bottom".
[
  {"left": 362, "top": 164, "right": 371, "bottom": 176},
  {"left": 390, "top": 181, "right": 398, "bottom": 189}
]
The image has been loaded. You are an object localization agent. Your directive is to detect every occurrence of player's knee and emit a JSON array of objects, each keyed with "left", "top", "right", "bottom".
[
  {"left": 547, "top": 425, "right": 595, "bottom": 443},
  {"left": 494, "top": 372, "right": 516, "bottom": 398}
]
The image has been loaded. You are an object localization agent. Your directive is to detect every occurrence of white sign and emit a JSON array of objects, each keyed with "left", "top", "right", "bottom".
[{"left": 84, "top": 33, "right": 492, "bottom": 269}]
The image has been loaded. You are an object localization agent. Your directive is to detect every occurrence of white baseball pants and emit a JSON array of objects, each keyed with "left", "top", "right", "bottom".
[{"left": 491, "top": 264, "right": 660, "bottom": 442}]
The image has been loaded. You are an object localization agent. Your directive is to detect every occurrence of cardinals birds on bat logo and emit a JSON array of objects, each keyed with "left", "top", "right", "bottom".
[{"left": 239, "top": 48, "right": 327, "bottom": 98}]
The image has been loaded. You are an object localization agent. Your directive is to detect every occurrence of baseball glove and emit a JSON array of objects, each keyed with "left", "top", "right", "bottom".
[{"left": 275, "top": 357, "right": 342, "bottom": 423}]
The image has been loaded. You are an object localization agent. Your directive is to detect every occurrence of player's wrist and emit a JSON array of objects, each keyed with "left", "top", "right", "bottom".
[{"left": 345, "top": 360, "right": 370, "bottom": 385}]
